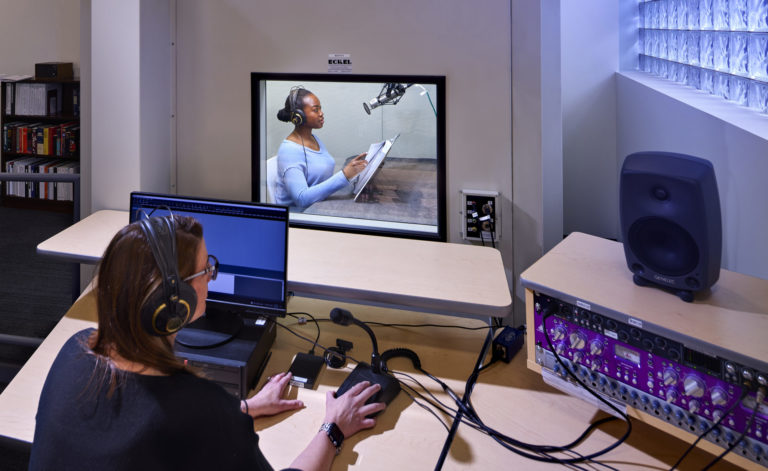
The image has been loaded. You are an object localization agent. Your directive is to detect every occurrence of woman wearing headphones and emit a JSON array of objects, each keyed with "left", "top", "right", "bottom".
[
  {"left": 274, "top": 87, "right": 368, "bottom": 209},
  {"left": 29, "top": 216, "right": 385, "bottom": 471}
]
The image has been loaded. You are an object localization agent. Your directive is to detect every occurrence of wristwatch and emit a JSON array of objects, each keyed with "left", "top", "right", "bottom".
[{"left": 319, "top": 422, "right": 344, "bottom": 455}]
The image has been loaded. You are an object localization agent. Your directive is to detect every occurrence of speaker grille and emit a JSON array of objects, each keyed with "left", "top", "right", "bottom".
[{"left": 628, "top": 217, "right": 699, "bottom": 277}]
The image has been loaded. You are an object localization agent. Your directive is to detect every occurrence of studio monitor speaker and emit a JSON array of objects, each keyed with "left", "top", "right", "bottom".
[{"left": 620, "top": 151, "right": 722, "bottom": 302}]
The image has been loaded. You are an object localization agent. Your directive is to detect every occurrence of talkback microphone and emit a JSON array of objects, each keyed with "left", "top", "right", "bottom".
[
  {"left": 330, "top": 307, "right": 384, "bottom": 373},
  {"left": 330, "top": 307, "right": 401, "bottom": 414},
  {"left": 363, "top": 83, "right": 413, "bottom": 114}
]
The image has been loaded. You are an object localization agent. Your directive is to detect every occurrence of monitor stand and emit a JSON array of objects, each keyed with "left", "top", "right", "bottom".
[{"left": 175, "top": 306, "right": 243, "bottom": 349}]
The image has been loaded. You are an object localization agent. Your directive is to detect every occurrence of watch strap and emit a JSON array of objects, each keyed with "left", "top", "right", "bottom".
[{"left": 319, "top": 422, "right": 344, "bottom": 454}]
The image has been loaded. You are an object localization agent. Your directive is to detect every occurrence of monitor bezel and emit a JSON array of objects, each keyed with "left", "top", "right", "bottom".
[
  {"left": 129, "top": 191, "right": 290, "bottom": 318},
  {"left": 250, "top": 72, "right": 447, "bottom": 242}
]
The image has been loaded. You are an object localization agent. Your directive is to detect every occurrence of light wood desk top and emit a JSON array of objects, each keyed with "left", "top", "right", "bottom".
[
  {"left": 521, "top": 232, "right": 768, "bottom": 365},
  {"left": 0, "top": 293, "right": 744, "bottom": 470},
  {"left": 36, "top": 209, "right": 512, "bottom": 319}
]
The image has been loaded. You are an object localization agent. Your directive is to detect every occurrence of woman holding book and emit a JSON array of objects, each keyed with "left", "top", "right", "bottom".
[
  {"left": 29, "top": 215, "right": 386, "bottom": 471},
  {"left": 273, "top": 86, "right": 368, "bottom": 209}
]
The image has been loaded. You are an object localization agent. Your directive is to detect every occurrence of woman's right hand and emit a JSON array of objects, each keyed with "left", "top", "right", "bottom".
[
  {"left": 342, "top": 153, "right": 368, "bottom": 180},
  {"left": 324, "top": 381, "right": 385, "bottom": 438}
]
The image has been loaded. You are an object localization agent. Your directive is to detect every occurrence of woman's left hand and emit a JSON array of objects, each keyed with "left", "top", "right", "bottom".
[{"left": 243, "top": 372, "right": 304, "bottom": 418}]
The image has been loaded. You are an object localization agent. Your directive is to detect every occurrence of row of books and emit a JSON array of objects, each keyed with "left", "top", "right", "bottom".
[
  {"left": 4, "top": 82, "right": 79, "bottom": 117},
  {"left": 2, "top": 121, "right": 79, "bottom": 157},
  {"left": 4, "top": 157, "right": 79, "bottom": 201}
]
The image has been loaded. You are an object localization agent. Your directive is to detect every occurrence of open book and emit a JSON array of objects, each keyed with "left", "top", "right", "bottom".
[{"left": 352, "top": 133, "right": 400, "bottom": 201}]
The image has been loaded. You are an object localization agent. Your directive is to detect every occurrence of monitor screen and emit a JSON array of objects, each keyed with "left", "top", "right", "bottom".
[
  {"left": 251, "top": 72, "right": 446, "bottom": 241},
  {"left": 129, "top": 192, "right": 289, "bottom": 318}
]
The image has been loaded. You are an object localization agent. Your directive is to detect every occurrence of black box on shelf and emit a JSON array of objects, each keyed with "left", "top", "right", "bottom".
[{"left": 34, "top": 62, "right": 74, "bottom": 81}]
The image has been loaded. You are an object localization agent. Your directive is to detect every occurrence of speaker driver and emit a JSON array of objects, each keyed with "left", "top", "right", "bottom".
[{"left": 628, "top": 217, "right": 699, "bottom": 277}]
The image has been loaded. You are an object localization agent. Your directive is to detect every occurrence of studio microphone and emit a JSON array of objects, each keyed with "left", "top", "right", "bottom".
[
  {"left": 363, "top": 83, "right": 413, "bottom": 115},
  {"left": 330, "top": 307, "right": 401, "bottom": 413}
]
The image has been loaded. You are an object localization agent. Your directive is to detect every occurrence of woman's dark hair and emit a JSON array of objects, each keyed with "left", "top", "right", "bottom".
[
  {"left": 276, "top": 87, "right": 313, "bottom": 123},
  {"left": 88, "top": 215, "right": 203, "bottom": 394}
]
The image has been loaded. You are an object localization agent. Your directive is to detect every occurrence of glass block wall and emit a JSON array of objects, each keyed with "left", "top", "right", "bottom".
[{"left": 638, "top": 0, "right": 768, "bottom": 114}]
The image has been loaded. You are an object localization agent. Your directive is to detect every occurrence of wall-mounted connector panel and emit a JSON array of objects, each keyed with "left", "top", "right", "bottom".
[{"left": 461, "top": 189, "right": 500, "bottom": 242}]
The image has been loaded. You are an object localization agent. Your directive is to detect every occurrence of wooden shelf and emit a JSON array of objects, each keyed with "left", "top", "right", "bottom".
[
  {"left": 2, "top": 78, "right": 80, "bottom": 213},
  {"left": 0, "top": 195, "right": 74, "bottom": 213}
]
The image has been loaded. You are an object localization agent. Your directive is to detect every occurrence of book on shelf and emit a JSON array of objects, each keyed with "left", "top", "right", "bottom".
[
  {"left": 12, "top": 83, "right": 62, "bottom": 116},
  {"left": 4, "top": 156, "right": 79, "bottom": 201}
]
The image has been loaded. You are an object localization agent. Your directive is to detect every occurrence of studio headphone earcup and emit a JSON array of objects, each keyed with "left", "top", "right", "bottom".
[
  {"left": 137, "top": 216, "right": 198, "bottom": 336},
  {"left": 141, "top": 280, "right": 197, "bottom": 336},
  {"left": 290, "top": 109, "right": 305, "bottom": 126}
]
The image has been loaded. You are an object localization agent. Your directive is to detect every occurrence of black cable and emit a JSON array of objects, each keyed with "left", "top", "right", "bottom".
[
  {"left": 434, "top": 319, "right": 495, "bottom": 470},
  {"left": 701, "top": 387, "right": 765, "bottom": 471},
  {"left": 361, "top": 320, "right": 490, "bottom": 331},
  {"left": 668, "top": 387, "right": 749, "bottom": 470},
  {"left": 539, "top": 307, "right": 633, "bottom": 461},
  {"left": 286, "top": 311, "right": 321, "bottom": 355}
]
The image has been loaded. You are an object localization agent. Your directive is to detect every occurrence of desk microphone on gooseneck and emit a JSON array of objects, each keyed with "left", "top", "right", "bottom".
[{"left": 330, "top": 308, "right": 400, "bottom": 412}]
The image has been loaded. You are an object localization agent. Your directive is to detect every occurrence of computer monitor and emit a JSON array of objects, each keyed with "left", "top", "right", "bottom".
[{"left": 129, "top": 192, "right": 289, "bottom": 319}]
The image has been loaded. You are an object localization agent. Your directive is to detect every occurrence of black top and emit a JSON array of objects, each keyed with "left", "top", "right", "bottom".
[{"left": 29, "top": 329, "right": 294, "bottom": 471}]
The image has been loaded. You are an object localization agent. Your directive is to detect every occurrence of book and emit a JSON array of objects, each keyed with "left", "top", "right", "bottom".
[{"left": 351, "top": 134, "right": 400, "bottom": 201}]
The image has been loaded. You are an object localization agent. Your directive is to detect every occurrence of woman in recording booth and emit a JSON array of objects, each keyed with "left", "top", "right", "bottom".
[
  {"left": 274, "top": 86, "right": 368, "bottom": 209},
  {"left": 29, "top": 215, "right": 385, "bottom": 471}
]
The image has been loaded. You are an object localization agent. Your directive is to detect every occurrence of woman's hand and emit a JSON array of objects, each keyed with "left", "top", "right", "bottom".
[
  {"left": 342, "top": 153, "right": 368, "bottom": 180},
  {"left": 324, "top": 381, "right": 385, "bottom": 438},
  {"left": 244, "top": 372, "right": 304, "bottom": 418}
]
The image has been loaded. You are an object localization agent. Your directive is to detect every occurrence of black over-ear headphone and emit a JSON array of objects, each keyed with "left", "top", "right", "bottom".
[
  {"left": 289, "top": 86, "right": 306, "bottom": 126},
  {"left": 138, "top": 216, "right": 198, "bottom": 336}
]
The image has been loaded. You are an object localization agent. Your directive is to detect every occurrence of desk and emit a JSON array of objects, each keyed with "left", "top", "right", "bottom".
[
  {"left": 0, "top": 293, "right": 744, "bottom": 470},
  {"left": 35, "top": 210, "right": 510, "bottom": 319},
  {"left": 521, "top": 232, "right": 768, "bottom": 470},
  {"left": 304, "top": 157, "right": 438, "bottom": 226}
]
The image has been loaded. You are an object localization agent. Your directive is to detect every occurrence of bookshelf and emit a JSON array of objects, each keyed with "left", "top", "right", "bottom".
[{"left": 1, "top": 78, "right": 80, "bottom": 212}]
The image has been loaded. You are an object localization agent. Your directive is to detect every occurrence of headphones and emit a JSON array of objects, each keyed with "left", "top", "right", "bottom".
[
  {"left": 138, "top": 216, "right": 197, "bottom": 336},
  {"left": 289, "top": 86, "right": 306, "bottom": 126},
  {"left": 324, "top": 338, "right": 354, "bottom": 368}
]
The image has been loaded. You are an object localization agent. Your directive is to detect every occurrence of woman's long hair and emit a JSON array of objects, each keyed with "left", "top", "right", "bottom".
[{"left": 87, "top": 215, "right": 202, "bottom": 395}]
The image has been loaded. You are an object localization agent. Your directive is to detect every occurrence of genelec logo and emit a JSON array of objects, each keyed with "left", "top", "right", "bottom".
[{"left": 653, "top": 274, "right": 675, "bottom": 284}]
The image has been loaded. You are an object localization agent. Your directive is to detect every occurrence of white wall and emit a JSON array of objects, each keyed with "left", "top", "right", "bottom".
[
  {"left": 616, "top": 74, "right": 768, "bottom": 280},
  {"left": 90, "top": 0, "right": 172, "bottom": 211},
  {"left": 561, "top": 1, "right": 620, "bottom": 240},
  {"left": 0, "top": 0, "right": 80, "bottom": 77},
  {"left": 174, "top": 0, "right": 515, "bottom": 307},
  {"left": 511, "top": 1, "right": 563, "bottom": 320}
]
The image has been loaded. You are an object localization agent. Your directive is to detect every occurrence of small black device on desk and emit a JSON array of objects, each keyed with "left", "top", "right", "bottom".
[
  {"left": 288, "top": 352, "right": 326, "bottom": 389},
  {"left": 330, "top": 308, "right": 401, "bottom": 413}
]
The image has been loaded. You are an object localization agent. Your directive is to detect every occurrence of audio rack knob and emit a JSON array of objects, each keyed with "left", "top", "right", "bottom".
[
  {"left": 573, "top": 351, "right": 584, "bottom": 364},
  {"left": 591, "top": 358, "right": 603, "bottom": 371},
  {"left": 665, "top": 389, "right": 678, "bottom": 403},
  {"left": 589, "top": 340, "right": 604, "bottom": 356},
  {"left": 710, "top": 387, "right": 729, "bottom": 406},
  {"left": 683, "top": 375, "right": 705, "bottom": 398},
  {"left": 688, "top": 399, "right": 701, "bottom": 414},
  {"left": 712, "top": 409, "right": 724, "bottom": 422},
  {"left": 568, "top": 332, "right": 586, "bottom": 350},
  {"left": 662, "top": 369, "right": 679, "bottom": 386},
  {"left": 552, "top": 326, "right": 566, "bottom": 341},
  {"left": 555, "top": 342, "right": 567, "bottom": 355}
]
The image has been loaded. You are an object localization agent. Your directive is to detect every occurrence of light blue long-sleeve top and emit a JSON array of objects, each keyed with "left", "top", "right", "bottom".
[{"left": 274, "top": 135, "right": 350, "bottom": 209}]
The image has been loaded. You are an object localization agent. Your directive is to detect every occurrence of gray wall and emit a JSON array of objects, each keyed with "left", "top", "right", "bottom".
[{"left": 0, "top": 0, "right": 80, "bottom": 77}]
